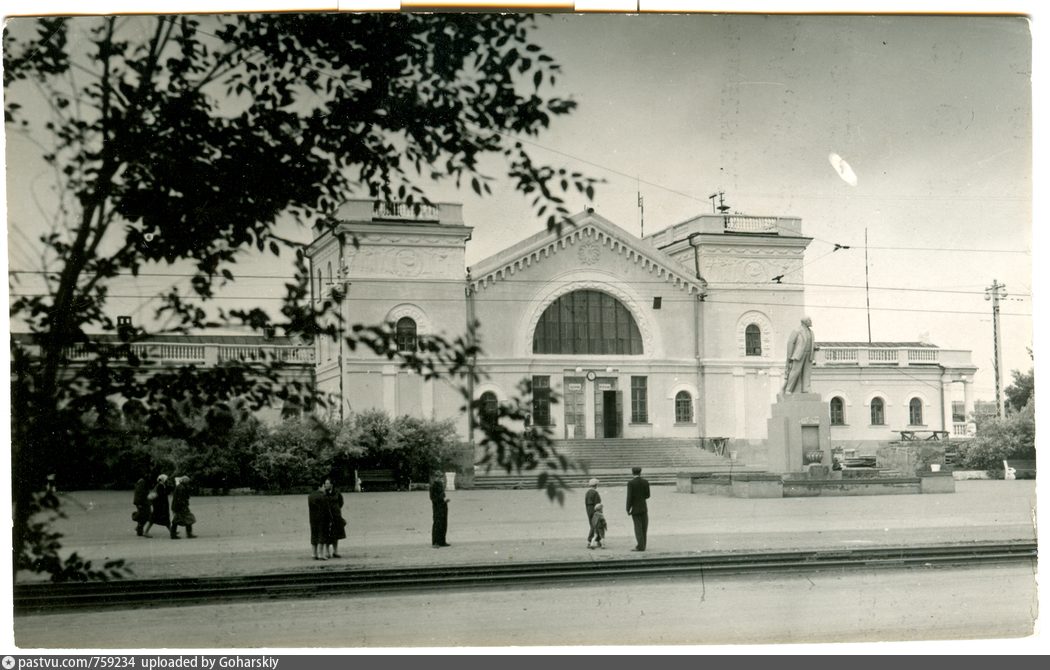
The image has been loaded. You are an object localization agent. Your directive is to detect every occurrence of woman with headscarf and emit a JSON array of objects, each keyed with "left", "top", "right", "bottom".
[
  {"left": 143, "top": 474, "right": 171, "bottom": 538},
  {"left": 170, "top": 476, "right": 197, "bottom": 539},
  {"left": 132, "top": 475, "right": 151, "bottom": 537}
]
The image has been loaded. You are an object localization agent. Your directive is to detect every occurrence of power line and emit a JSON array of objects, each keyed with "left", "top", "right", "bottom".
[
  {"left": 6, "top": 291, "right": 1033, "bottom": 318},
  {"left": 5, "top": 269, "right": 1031, "bottom": 298}
]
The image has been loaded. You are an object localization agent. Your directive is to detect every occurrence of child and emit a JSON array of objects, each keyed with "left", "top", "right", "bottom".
[{"left": 589, "top": 503, "right": 607, "bottom": 549}]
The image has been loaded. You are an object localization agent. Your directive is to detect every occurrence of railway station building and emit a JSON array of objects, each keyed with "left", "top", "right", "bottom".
[{"left": 306, "top": 200, "right": 977, "bottom": 467}]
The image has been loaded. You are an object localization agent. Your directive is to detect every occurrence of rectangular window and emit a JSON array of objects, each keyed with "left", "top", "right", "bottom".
[
  {"left": 631, "top": 376, "right": 648, "bottom": 423},
  {"left": 532, "top": 376, "right": 551, "bottom": 426}
]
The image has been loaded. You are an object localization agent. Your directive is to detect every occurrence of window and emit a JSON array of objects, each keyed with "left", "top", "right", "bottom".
[
  {"left": 870, "top": 397, "right": 885, "bottom": 425},
  {"left": 479, "top": 392, "right": 499, "bottom": 432},
  {"left": 395, "top": 317, "right": 417, "bottom": 352},
  {"left": 830, "top": 397, "right": 845, "bottom": 425},
  {"left": 316, "top": 269, "right": 322, "bottom": 302},
  {"left": 745, "top": 324, "right": 762, "bottom": 356},
  {"left": 533, "top": 290, "right": 642, "bottom": 355},
  {"left": 675, "top": 391, "right": 693, "bottom": 423},
  {"left": 909, "top": 398, "right": 923, "bottom": 425},
  {"left": 532, "top": 376, "right": 551, "bottom": 426},
  {"left": 630, "top": 376, "right": 648, "bottom": 423}
]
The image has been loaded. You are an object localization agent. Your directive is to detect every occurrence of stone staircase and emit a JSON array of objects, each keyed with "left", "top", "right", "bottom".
[{"left": 473, "top": 437, "right": 751, "bottom": 490}]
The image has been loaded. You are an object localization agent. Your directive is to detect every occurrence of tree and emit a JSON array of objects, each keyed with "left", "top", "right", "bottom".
[
  {"left": 5, "top": 13, "right": 592, "bottom": 580},
  {"left": 1004, "top": 368, "right": 1034, "bottom": 413}
]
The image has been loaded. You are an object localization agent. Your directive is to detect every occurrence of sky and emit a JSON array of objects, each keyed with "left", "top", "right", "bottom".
[{"left": 2, "top": 10, "right": 1036, "bottom": 405}]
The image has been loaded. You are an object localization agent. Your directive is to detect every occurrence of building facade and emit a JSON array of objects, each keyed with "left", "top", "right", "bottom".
[{"left": 308, "top": 200, "right": 977, "bottom": 464}]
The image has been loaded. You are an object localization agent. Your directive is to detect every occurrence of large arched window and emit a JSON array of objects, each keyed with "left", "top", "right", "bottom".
[
  {"left": 479, "top": 392, "right": 499, "bottom": 432},
  {"left": 870, "top": 397, "right": 885, "bottom": 426},
  {"left": 675, "top": 391, "right": 694, "bottom": 423},
  {"left": 533, "top": 290, "right": 642, "bottom": 355},
  {"left": 395, "top": 317, "right": 417, "bottom": 352},
  {"left": 745, "top": 324, "right": 762, "bottom": 356},
  {"left": 830, "top": 397, "right": 845, "bottom": 425},
  {"left": 909, "top": 398, "right": 923, "bottom": 425}
]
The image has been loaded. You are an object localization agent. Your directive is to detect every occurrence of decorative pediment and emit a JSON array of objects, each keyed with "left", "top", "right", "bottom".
[{"left": 469, "top": 212, "right": 705, "bottom": 295}]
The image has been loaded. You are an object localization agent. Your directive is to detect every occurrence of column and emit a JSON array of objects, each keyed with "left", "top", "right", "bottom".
[{"left": 941, "top": 373, "right": 954, "bottom": 434}]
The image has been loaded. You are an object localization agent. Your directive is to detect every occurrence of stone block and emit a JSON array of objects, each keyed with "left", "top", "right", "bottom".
[{"left": 920, "top": 472, "right": 956, "bottom": 494}]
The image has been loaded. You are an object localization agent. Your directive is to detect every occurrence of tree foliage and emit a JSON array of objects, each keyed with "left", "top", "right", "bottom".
[
  {"left": 1004, "top": 368, "right": 1034, "bottom": 413},
  {"left": 5, "top": 13, "right": 591, "bottom": 581}
]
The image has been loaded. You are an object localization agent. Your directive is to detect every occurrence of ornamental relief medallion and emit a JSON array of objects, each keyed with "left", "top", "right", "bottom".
[{"left": 577, "top": 240, "right": 602, "bottom": 265}]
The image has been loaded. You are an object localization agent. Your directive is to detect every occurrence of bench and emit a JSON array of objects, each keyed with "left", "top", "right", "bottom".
[
  {"left": 357, "top": 469, "right": 397, "bottom": 491},
  {"left": 898, "top": 430, "right": 950, "bottom": 441}
]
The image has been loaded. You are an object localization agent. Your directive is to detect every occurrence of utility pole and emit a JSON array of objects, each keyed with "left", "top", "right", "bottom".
[
  {"left": 984, "top": 280, "right": 1008, "bottom": 418},
  {"left": 864, "top": 228, "right": 872, "bottom": 343}
]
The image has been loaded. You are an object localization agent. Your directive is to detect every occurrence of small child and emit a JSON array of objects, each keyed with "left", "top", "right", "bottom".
[{"left": 589, "top": 503, "right": 607, "bottom": 549}]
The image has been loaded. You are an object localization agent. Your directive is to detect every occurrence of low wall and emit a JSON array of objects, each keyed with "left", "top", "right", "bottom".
[
  {"left": 730, "top": 473, "right": 783, "bottom": 499},
  {"left": 676, "top": 473, "right": 732, "bottom": 496},
  {"left": 782, "top": 477, "right": 921, "bottom": 497}
]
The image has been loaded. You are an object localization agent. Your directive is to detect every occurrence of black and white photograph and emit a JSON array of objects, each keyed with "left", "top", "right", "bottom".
[{"left": 2, "top": 2, "right": 1040, "bottom": 653}]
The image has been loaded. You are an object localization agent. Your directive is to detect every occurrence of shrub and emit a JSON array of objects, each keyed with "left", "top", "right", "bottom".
[
  {"left": 959, "top": 402, "right": 1035, "bottom": 471},
  {"left": 388, "top": 415, "right": 460, "bottom": 488},
  {"left": 251, "top": 418, "right": 328, "bottom": 490}
]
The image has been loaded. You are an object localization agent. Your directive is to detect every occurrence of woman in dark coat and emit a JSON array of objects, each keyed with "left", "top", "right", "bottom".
[
  {"left": 323, "top": 478, "right": 346, "bottom": 558},
  {"left": 143, "top": 474, "right": 171, "bottom": 538},
  {"left": 170, "top": 476, "right": 197, "bottom": 539},
  {"left": 307, "top": 481, "right": 331, "bottom": 560},
  {"left": 132, "top": 476, "right": 152, "bottom": 537}
]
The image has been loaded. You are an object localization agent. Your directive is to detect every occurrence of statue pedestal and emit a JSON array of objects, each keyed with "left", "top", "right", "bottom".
[{"left": 767, "top": 393, "right": 832, "bottom": 475}]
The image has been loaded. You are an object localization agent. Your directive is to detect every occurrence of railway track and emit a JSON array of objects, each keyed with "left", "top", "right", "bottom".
[{"left": 14, "top": 540, "right": 1036, "bottom": 614}]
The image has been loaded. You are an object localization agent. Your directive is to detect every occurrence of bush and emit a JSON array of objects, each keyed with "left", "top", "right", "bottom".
[
  {"left": 388, "top": 415, "right": 460, "bottom": 488},
  {"left": 959, "top": 402, "right": 1035, "bottom": 471},
  {"left": 251, "top": 418, "right": 329, "bottom": 490}
]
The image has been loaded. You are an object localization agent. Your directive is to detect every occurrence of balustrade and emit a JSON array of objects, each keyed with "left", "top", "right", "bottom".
[
  {"left": 724, "top": 215, "right": 779, "bottom": 233},
  {"left": 59, "top": 340, "right": 314, "bottom": 366}
]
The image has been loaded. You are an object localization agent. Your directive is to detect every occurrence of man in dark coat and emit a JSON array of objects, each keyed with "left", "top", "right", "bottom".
[
  {"left": 170, "top": 476, "right": 197, "bottom": 539},
  {"left": 132, "top": 476, "right": 151, "bottom": 536},
  {"left": 626, "top": 466, "right": 651, "bottom": 551},
  {"left": 308, "top": 482, "right": 330, "bottom": 560},
  {"left": 323, "top": 478, "right": 346, "bottom": 558},
  {"left": 585, "top": 478, "right": 602, "bottom": 548},
  {"left": 429, "top": 471, "right": 450, "bottom": 548}
]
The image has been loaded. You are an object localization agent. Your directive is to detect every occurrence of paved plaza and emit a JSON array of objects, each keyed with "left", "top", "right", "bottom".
[{"left": 20, "top": 479, "right": 1038, "bottom": 582}]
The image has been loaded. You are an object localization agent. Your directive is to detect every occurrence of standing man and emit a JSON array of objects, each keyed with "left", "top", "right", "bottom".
[
  {"left": 626, "top": 466, "right": 650, "bottom": 552},
  {"left": 782, "top": 316, "right": 816, "bottom": 395},
  {"left": 429, "top": 470, "right": 451, "bottom": 548},
  {"left": 585, "top": 478, "right": 602, "bottom": 548}
]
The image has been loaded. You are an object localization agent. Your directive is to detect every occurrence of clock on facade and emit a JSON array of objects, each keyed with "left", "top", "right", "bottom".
[{"left": 585, "top": 371, "right": 597, "bottom": 381}]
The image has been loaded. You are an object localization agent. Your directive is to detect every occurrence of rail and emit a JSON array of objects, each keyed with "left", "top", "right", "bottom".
[{"left": 13, "top": 541, "right": 1036, "bottom": 614}]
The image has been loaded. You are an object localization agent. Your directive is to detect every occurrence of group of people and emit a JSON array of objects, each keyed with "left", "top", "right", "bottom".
[
  {"left": 132, "top": 473, "right": 196, "bottom": 539},
  {"left": 585, "top": 466, "right": 651, "bottom": 551},
  {"left": 130, "top": 466, "right": 652, "bottom": 558},
  {"left": 307, "top": 478, "right": 347, "bottom": 560}
]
